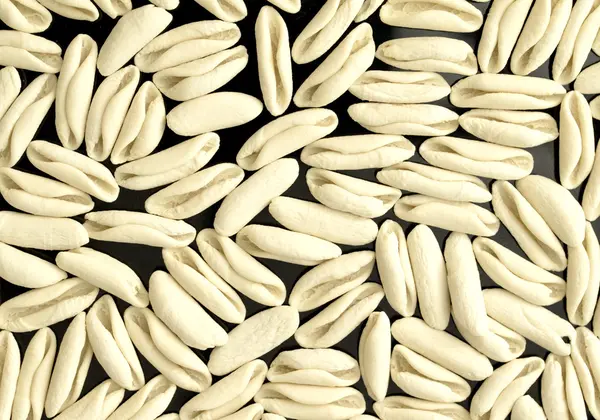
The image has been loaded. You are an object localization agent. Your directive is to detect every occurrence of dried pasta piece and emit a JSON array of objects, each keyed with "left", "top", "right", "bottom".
[
  {"left": 106, "top": 375, "right": 175, "bottom": 420},
  {"left": 44, "top": 313, "right": 92, "bottom": 418},
  {"left": 56, "top": 34, "right": 97, "bottom": 150},
  {"left": 301, "top": 134, "right": 415, "bottom": 170},
  {"left": 96, "top": 5, "right": 172, "bottom": 76},
  {"left": 374, "top": 396, "right": 470, "bottom": 420},
  {"left": 135, "top": 20, "right": 241, "bottom": 73},
  {"left": 85, "top": 65, "right": 140, "bottom": 162},
  {"left": 222, "top": 404, "right": 264, "bottom": 420},
  {"left": 115, "top": 133, "right": 219, "bottom": 191},
  {"left": 0, "top": 168, "right": 94, "bottom": 217},
  {"left": 267, "top": 349, "right": 360, "bottom": 387},
  {"left": 348, "top": 103, "right": 459, "bottom": 136},
  {"left": 355, "top": 0, "right": 384, "bottom": 21},
  {"left": 510, "top": 0, "right": 572, "bottom": 75},
  {"left": 0, "top": 0, "right": 51, "bottom": 33},
  {"left": 376, "top": 37, "right": 477, "bottom": 75},
  {"left": 93, "top": 0, "right": 131, "bottom": 18},
  {"left": 568, "top": 327, "right": 600, "bottom": 418},
  {"left": 0, "top": 241, "right": 67, "bottom": 288},
  {"left": 583, "top": 141, "right": 600, "bottom": 221},
  {"left": 377, "top": 162, "right": 490, "bottom": 203},
  {"left": 56, "top": 247, "right": 149, "bottom": 308},
  {"left": 380, "top": 0, "right": 483, "bottom": 32},
  {"left": 149, "top": 271, "right": 228, "bottom": 350},
  {"left": 458, "top": 109, "right": 558, "bottom": 148},
  {"left": 153, "top": 46, "right": 248, "bottom": 102},
  {"left": 542, "top": 353, "right": 587, "bottom": 420},
  {"left": 214, "top": 158, "right": 298, "bottom": 237},
  {"left": 0, "top": 211, "right": 89, "bottom": 251},
  {"left": 53, "top": 380, "right": 124, "bottom": 420},
  {"left": 197, "top": 228, "right": 286, "bottom": 306},
  {"left": 395, "top": 195, "right": 500, "bottom": 236},
  {"left": 191, "top": 0, "right": 247, "bottom": 22},
  {"left": 483, "top": 288, "right": 576, "bottom": 356},
  {"left": 491, "top": 180, "right": 567, "bottom": 271},
  {"left": 477, "top": 0, "right": 534, "bottom": 73},
  {"left": 575, "top": 61, "right": 600, "bottom": 93},
  {"left": 359, "top": 312, "right": 390, "bottom": 401},
  {"left": 291, "top": 0, "right": 363, "bottom": 64},
  {"left": 237, "top": 109, "right": 337, "bottom": 171},
  {"left": 349, "top": 70, "right": 450, "bottom": 104},
  {"left": 450, "top": 73, "right": 566, "bottom": 109},
  {"left": 407, "top": 224, "right": 450, "bottom": 330},
  {"left": 511, "top": 395, "right": 546, "bottom": 420},
  {"left": 179, "top": 360, "right": 267, "bottom": 420},
  {"left": 0, "top": 31, "right": 62, "bottom": 73},
  {"left": 420, "top": 136, "right": 534, "bottom": 180},
  {"left": 124, "top": 307, "right": 212, "bottom": 392},
  {"left": 473, "top": 237, "right": 566, "bottom": 306},
  {"left": 208, "top": 306, "right": 299, "bottom": 376},
  {"left": 0, "top": 278, "right": 98, "bottom": 332},
  {"left": 288, "top": 250, "right": 376, "bottom": 311},
  {"left": 267, "top": 0, "right": 300, "bottom": 13},
  {"left": 256, "top": 6, "right": 292, "bottom": 116},
  {"left": 0, "top": 72, "right": 56, "bottom": 168},
  {"left": 0, "top": 66, "right": 21, "bottom": 119},
  {"left": 294, "top": 23, "right": 375, "bottom": 108},
  {"left": 470, "top": 357, "right": 544, "bottom": 420},
  {"left": 294, "top": 283, "right": 384, "bottom": 348},
  {"left": 37, "top": 0, "right": 99, "bottom": 21},
  {"left": 0, "top": 331, "right": 19, "bottom": 420},
  {"left": 390, "top": 344, "right": 471, "bottom": 403}
]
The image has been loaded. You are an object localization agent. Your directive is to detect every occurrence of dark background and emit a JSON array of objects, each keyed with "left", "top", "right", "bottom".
[{"left": 1, "top": 0, "right": 599, "bottom": 417}]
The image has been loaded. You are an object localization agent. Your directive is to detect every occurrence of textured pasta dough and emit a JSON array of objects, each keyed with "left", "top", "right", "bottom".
[
  {"left": 0, "top": 330, "right": 19, "bottom": 420},
  {"left": 106, "top": 375, "right": 175, "bottom": 420},
  {"left": 0, "top": 31, "right": 62, "bottom": 73},
  {"left": 511, "top": 395, "right": 546, "bottom": 420},
  {"left": 93, "top": 0, "right": 131, "bottom": 19},
  {"left": 583, "top": 140, "right": 600, "bottom": 221},
  {"left": 569, "top": 327, "right": 600, "bottom": 418},
  {"left": 36, "top": 0, "right": 99, "bottom": 21},
  {"left": 542, "top": 353, "right": 587, "bottom": 420},
  {"left": 53, "top": 379, "right": 124, "bottom": 420},
  {"left": 0, "top": 66, "right": 21, "bottom": 120},
  {"left": 0, "top": 0, "right": 52, "bottom": 33},
  {"left": 267, "top": 0, "right": 300, "bottom": 13},
  {"left": 359, "top": 312, "right": 390, "bottom": 401},
  {"left": 380, "top": 0, "right": 483, "bottom": 32},
  {"left": 0, "top": 241, "right": 67, "bottom": 288},
  {"left": 191, "top": 0, "right": 247, "bottom": 22},
  {"left": 374, "top": 396, "right": 470, "bottom": 420},
  {"left": 575, "top": 61, "right": 600, "bottom": 93}
]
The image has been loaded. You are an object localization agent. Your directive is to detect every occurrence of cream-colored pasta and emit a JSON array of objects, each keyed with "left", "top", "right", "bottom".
[
  {"left": 237, "top": 224, "right": 342, "bottom": 266},
  {"left": 375, "top": 220, "right": 417, "bottom": 317},
  {"left": 56, "top": 247, "right": 149, "bottom": 308},
  {"left": 516, "top": 174, "right": 586, "bottom": 247},
  {"left": 374, "top": 396, "right": 470, "bottom": 419},
  {"left": 407, "top": 224, "right": 449, "bottom": 330},
  {"left": 254, "top": 383, "right": 366, "bottom": 420},
  {"left": 267, "top": 349, "right": 360, "bottom": 387},
  {"left": 124, "top": 306, "right": 212, "bottom": 393},
  {"left": 0, "top": 278, "right": 97, "bottom": 332},
  {"left": 106, "top": 375, "right": 175, "bottom": 420},
  {"left": 0, "top": 241, "right": 67, "bottom": 288},
  {"left": 380, "top": 0, "right": 483, "bottom": 32},
  {"left": 483, "top": 288, "right": 576, "bottom": 356},
  {"left": 301, "top": 134, "right": 415, "bottom": 170},
  {"left": 294, "top": 23, "right": 375, "bottom": 108},
  {"left": 96, "top": 5, "right": 172, "bottom": 76},
  {"left": 110, "top": 81, "right": 165, "bottom": 164},
  {"left": 450, "top": 73, "right": 566, "bottom": 109},
  {"left": 359, "top": 312, "right": 390, "bottom": 401},
  {"left": 570, "top": 327, "right": 600, "bottom": 418},
  {"left": 473, "top": 237, "right": 566, "bottom": 306},
  {"left": 511, "top": 395, "right": 546, "bottom": 420},
  {"left": 0, "top": 0, "right": 52, "bottom": 33},
  {"left": 214, "top": 158, "right": 298, "bottom": 237},
  {"left": 267, "top": 0, "right": 300, "bottom": 13},
  {"left": 36, "top": 0, "right": 99, "bottom": 21},
  {"left": 420, "top": 136, "right": 534, "bottom": 180},
  {"left": 0, "top": 72, "right": 56, "bottom": 168},
  {"left": 44, "top": 313, "right": 92, "bottom": 418},
  {"left": 179, "top": 360, "right": 267, "bottom": 420},
  {"left": 0, "top": 211, "right": 89, "bottom": 251},
  {"left": 135, "top": 20, "right": 241, "bottom": 73},
  {"left": 541, "top": 353, "right": 587, "bottom": 420},
  {"left": 0, "top": 31, "right": 62, "bottom": 73},
  {"left": 458, "top": 109, "right": 559, "bottom": 148},
  {"left": 553, "top": 0, "right": 600, "bottom": 84},
  {"left": 377, "top": 162, "right": 491, "bottom": 203},
  {"left": 0, "top": 66, "right": 21, "bottom": 120},
  {"left": 256, "top": 6, "right": 292, "bottom": 116},
  {"left": 294, "top": 283, "right": 384, "bottom": 348},
  {"left": 197, "top": 228, "right": 286, "bottom": 306},
  {"left": 0, "top": 168, "right": 94, "bottom": 217},
  {"left": 153, "top": 46, "right": 248, "bottom": 102},
  {"left": 291, "top": 0, "right": 363, "bottom": 64},
  {"left": 356, "top": 0, "right": 384, "bottom": 21},
  {"left": 288, "top": 250, "right": 376, "bottom": 311},
  {"left": 56, "top": 34, "right": 97, "bottom": 150},
  {"left": 349, "top": 70, "right": 451, "bottom": 104},
  {"left": 575, "top": 61, "right": 600, "bottom": 93},
  {"left": 348, "top": 103, "right": 459, "bottom": 136},
  {"left": 53, "top": 380, "right": 124, "bottom": 420},
  {"left": 391, "top": 317, "right": 493, "bottom": 380},
  {"left": 510, "top": 0, "right": 572, "bottom": 75},
  {"left": 208, "top": 306, "right": 299, "bottom": 376},
  {"left": 11, "top": 328, "right": 55, "bottom": 420},
  {"left": 583, "top": 142, "right": 600, "bottom": 221},
  {"left": 395, "top": 195, "right": 500, "bottom": 236},
  {"left": 93, "top": 0, "right": 131, "bottom": 18},
  {"left": 0, "top": 330, "right": 19, "bottom": 420},
  {"left": 191, "top": 0, "right": 247, "bottom": 22},
  {"left": 470, "top": 357, "right": 545, "bottom": 420},
  {"left": 491, "top": 180, "right": 567, "bottom": 271},
  {"left": 27, "top": 140, "right": 119, "bottom": 202},
  {"left": 390, "top": 344, "right": 471, "bottom": 403},
  {"left": 376, "top": 37, "right": 477, "bottom": 75},
  {"left": 477, "top": 0, "right": 534, "bottom": 73},
  {"left": 167, "top": 92, "right": 263, "bottom": 136},
  {"left": 237, "top": 109, "right": 337, "bottom": 171}
]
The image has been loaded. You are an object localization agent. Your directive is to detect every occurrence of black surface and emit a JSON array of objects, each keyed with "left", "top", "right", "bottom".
[{"left": 0, "top": 0, "right": 599, "bottom": 417}]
